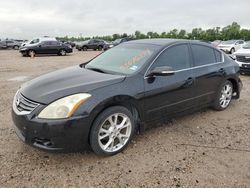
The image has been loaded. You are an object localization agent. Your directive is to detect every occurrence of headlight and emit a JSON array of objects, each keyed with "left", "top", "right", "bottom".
[{"left": 38, "top": 93, "right": 91, "bottom": 119}]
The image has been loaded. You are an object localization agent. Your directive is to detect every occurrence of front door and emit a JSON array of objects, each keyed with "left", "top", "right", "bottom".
[{"left": 143, "top": 44, "right": 196, "bottom": 123}]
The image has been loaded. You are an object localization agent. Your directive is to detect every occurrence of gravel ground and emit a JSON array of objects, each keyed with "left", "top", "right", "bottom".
[{"left": 0, "top": 50, "right": 250, "bottom": 188}]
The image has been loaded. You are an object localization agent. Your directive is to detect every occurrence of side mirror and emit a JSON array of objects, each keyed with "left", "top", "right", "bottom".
[{"left": 147, "top": 66, "right": 175, "bottom": 77}]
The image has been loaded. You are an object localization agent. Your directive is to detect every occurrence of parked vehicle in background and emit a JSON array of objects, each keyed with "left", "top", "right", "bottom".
[
  {"left": 65, "top": 41, "right": 76, "bottom": 48},
  {"left": 211, "top": 40, "right": 221, "bottom": 48},
  {"left": 76, "top": 39, "right": 106, "bottom": 51},
  {"left": 218, "top": 40, "right": 245, "bottom": 54},
  {"left": 19, "top": 39, "right": 72, "bottom": 57},
  {"left": 233, "top": 41, "right": 250, "bottom": 74},
  {"left": 0, "top": 39, "right": 21, "bottom": 49},
  {"left": 103, "top": 37, "right": 134, "bottom": 51},
  {"left": 0, "top": 42, "right": 7, "bottom": 49},
  {"left": 12, "top": 39, "right": 242, "bottom": 156},
  {"left": 21, "top": 37, "right": 57, "bottom": 47}
]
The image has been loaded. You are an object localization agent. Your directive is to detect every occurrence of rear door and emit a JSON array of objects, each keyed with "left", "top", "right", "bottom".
[
  {"left": 190, "top": 44, "right": 225, "bottom": 105},
  {"left": 88, "top": 40, "right": 96, "bottom": 49},
  {"left": 143, "top": 43, "right": 196, "bottom": 122}
]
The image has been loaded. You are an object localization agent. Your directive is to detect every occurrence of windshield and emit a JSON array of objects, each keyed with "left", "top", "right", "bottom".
[
  {"left": 113, "top": 39, "right": 122, "bottom": 44},
  {"left": 85, "top": 43, "right": 160, "bottom": 75},
  {"left": 243, "top": 42, "right": 250, "bottom": 49},
  {"left": 221, "top": 40, "right": 236, "bottom": 45}
]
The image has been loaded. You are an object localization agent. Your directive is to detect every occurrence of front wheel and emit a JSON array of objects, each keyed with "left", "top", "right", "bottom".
[
  {"left": 98, "top": 46, "right": 103, "bottom": 51},
  {"left": 90, "top": 106, "right": 135, "bottom": 156},
  {"left": 82, "top": 46, "right": 88, "bottom": 51},
  {"left": 58, "top": 49, "right": 66, "bottom": 56},
  {"left": 28, "top": 50, "right": 35, "bottom": 57},
  {"left": 213, "top": 81, "right": 233, "bottom": 111},
  {"left": 230, "top": 48, "right": 235, "bottom": 54}
]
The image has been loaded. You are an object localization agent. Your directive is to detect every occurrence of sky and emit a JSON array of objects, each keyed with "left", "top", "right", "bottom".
[{"left": 0, "top": 0, "right": 250, "bottom": 39}]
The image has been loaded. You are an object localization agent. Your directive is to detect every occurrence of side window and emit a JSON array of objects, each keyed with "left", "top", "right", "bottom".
[
  {"left": 191, "top": 44, "right": 216, "bottom": 66},
  {"left": 30, "top": 39, "right": 40, "bottom": 44},
  {"left": 214, "top": 50, "right": 222, "bottom": 62},
  {"left": 51, "top": 41, "right": 59, "bottom": 46},
  {"left": 43, "top": 41, "right": 51, "bottom": 45},
  {"left": 89, "top": 40, "right": 94, "bottom": 44},
  {"left": 152, "top": 44, "right": 191, "bottom": 71}
]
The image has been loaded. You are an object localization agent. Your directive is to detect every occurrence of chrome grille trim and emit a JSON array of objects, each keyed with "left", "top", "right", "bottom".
[
  {"left": 13, "top": 91, "right": 39, "bottom": 115},
  {"left": 236, "top": 55, "right": 250, "bottom": 63}
]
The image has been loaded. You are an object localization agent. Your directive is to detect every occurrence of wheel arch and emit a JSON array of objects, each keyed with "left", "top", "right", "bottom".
[
  {"left": 227, "top": 77, "right": 240, "bottom": 99},
  {"left": 87, "top": 95, "right": 143, "bottom": 142}
]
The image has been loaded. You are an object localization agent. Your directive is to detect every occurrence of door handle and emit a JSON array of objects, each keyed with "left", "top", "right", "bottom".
[{"left": 183, "top": 77, "right": 194, "bottom": 87}]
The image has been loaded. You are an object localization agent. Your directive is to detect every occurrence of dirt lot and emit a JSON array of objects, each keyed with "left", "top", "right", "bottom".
[{"left": 0, "top": 49, "right": 250, "bottom": 188}]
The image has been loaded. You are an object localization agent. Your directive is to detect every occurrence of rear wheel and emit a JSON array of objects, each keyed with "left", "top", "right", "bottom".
[
  {"left": 213, "top": 81, "right": 233, "bottom": 111},
  {"left": 13, "top": 45, "right": 19, "bottom": 50},
  {"left": 90, "top": 106, "right": 135, "bottom": 156}
]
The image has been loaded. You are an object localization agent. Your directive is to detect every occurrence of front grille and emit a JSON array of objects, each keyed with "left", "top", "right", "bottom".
[
  {"left": 236, "top": 55, "right": 250, "bottom": 63},
  {"left": 14, "top": 91, "right": 39, "bottom": 114}
]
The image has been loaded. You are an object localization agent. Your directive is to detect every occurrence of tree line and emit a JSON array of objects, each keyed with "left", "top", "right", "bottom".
[{"left": 57, "top": 22, "right": 250, "bottom": 42}]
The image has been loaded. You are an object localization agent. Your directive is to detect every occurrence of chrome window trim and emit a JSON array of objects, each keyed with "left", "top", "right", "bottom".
[{"left": 144, "top": 43, "right": 224, "bottom": 79}]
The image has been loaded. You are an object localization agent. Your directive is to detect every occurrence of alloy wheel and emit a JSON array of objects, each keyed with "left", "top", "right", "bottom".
[
  {"left": 98, "top": 113, "right": 132, "bottom": 153},
  {"left": 60, "top": 49, "right": 66, "bottom": 56},
  {"left": 219, "top": 84, "right": 233, "bottom": 108}
]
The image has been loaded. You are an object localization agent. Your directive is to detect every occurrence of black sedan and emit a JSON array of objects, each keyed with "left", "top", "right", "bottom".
[
  {"left": 12, "top": 39, "right": 242, "bottom": 155},
  {"left": 19, "top": 40, "right": 73, "bottom": 57}
]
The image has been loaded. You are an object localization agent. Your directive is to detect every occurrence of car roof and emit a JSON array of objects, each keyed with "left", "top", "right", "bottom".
[
  {"left": 126, "top": 38, "right": 212, "bottom": 47},
  {"left": 39, "top": 37, "right": 57, "bottom": 41}
]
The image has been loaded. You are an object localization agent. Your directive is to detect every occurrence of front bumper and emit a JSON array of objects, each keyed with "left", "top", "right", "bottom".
[
  {"left": 235, "top": 60, "right": 250, "bottom": 74},
  {"left": 67, "top": 48, "right": 73, "bottom": 53},
  {"left": 11, "top": 109, "right": 92, "bottom": 152}
]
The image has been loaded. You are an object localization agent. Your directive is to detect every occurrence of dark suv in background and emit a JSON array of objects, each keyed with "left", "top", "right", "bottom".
[
  {"left": 103, "top": 37, "right": 134, "bottom": 50},
  {"left": 76, "top": 39, "right": 106, "bottom": 51},
  {"left": 19, "top": 39, "right": 73, "bottom": 57}
]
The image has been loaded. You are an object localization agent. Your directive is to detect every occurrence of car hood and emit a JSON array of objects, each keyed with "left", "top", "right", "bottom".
[
  {"left": 234, "top": 48, "right": 250, "bottom": 56},
  {"left": 20, "top": 65, "right": 125, "bottom": 104}
]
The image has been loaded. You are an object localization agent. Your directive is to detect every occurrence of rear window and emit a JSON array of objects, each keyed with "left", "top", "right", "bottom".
[
  {"left": 191, "top": 44, "right": 216, "bottom": 66},
  {"left": 214, "top": 50, "right": 222, "bottom": 62}
]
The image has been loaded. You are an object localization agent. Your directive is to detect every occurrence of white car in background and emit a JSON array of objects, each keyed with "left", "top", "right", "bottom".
[
  {"left": 218, "top": 40, "right": 245, "bottom": 54},
  {"left": 233, "top": 41, "right": 250, "bottom": 74},
  {"left": 21, "top": 37, "right": 57, "bottom": 47}
]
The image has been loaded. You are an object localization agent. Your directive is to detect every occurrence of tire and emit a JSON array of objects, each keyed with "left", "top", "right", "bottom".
[
  {"left": 230, "top": 48, "right": 235, "bottom": 54},
  {"left": 212, "top": 81, "right": 233, "bottom": 111},
  {"left": 28, "top": 50, "right": 35, "bottom": 57},
  {"left": 58, "top": 49, "right": 66, "bottom": 56},
  {"left": 83, "top": 46, "right": 88, "bottom": 51},
  {"left": 77, "top": 48, "right": 82, "bottom": 51},
  {"left": 90, "top": 106, "right": 135, "bottom": 156},
  {"left": 98, "top": 46, "right": 103, "bottom": 51},
  {"left": 13, "top": 45, "right": 19, "bottom": 50}
]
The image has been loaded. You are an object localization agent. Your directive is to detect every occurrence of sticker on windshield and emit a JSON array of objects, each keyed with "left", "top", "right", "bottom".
[{"left": 130, "top": 65, "right": 138, "bottom": 71}]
